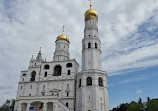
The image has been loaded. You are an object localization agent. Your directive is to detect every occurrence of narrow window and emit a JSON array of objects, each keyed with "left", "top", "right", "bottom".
[
  {"left": 30, "top": 71, "right": 36, "bottom": 81},
  {"left": 29, "top": 94, "right": 31, "bottom": 96},
  {"left": 79, "top": 79, "right": 81, "bottom": 87},
  {"left": 87, "top": 77, "right": 92, "bottom": 86},
  {"left": 67, "top": 70, "right": 71, "bottom": 75},
  {"left": 66, "top": 103, "right": 69, "bottom": 107},
  {"left": 98, "top": 77, "right": 103, "bottom": 86},
  {"left": 95, "top": 43, "right": 98, "bottom": 49},
  {"left": 22, "top": 78, "right": 24, "bottom": 81},
  {"left": 21, "top": 86, "right": 23, "bottom": 89},
  {"left": 88, "top": 42, "right": 91, "bottom": 48},
  {"left": 44, "top": 72, "right": 47, "bottom": 77},
  {"left": 43, "top": 85, "right": 45, "bottom": 90},
  {"left": 30, "top": 85, "right": 32, "bottom": 89},
  {"left": 67, "top": 92, "right": 69, "bottom": 97}
]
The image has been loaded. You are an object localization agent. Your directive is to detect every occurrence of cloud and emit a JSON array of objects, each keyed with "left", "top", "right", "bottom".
[
  {"left": 0, "top": 0, "right": 158, "bottom": 106},
  {"left": 136, "top": 90, "right": 143, "bottom": 94}
]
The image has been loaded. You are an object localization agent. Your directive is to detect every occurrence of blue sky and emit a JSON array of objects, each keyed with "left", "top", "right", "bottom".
[{"left": 0, "top": 0, "right": 158, "bottom": 109}]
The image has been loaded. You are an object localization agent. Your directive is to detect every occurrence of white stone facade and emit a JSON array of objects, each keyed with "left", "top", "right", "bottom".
[{"left": 14, "top": 6, "right": 109, "bottom": 111}]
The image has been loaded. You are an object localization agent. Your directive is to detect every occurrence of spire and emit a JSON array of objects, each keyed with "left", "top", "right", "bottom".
[{"left": 36, "top": 47, "right": 42, "bottom": 61}]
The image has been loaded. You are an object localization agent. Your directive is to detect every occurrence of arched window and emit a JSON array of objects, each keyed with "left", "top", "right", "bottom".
[
  {"left": 54, "top": 65, "right": 62, "bottom": 76},
  {"left": 98, "top": 77, "right": 103, "bottom": 86},
  {"left": 79, "top": 79, "right": 81, "bottom": 87},
  {"left": 22, "top": 73, "right": 26, "bottom": 76},
  {"left": 87, "top": 77, "right": 92, "bottom": 86},
  {"left": 30, "top": 71, "right": 36, "bottom": 81},
  {"left": 67, "top": 70, "right": 71, "bottom": 75},
  {"left": 88, "top": 42, "right": 91, "bottom": 48},
  {"left": 95, "top": 43, "right": 98, "bottom": 49},
  {"left": 44, "top": 64, "right": 49, "bottom": 69},
  {"left": 66, "top": 103, "right": 69, "bottom": 107},
  {"left": 44, "top": 72, "right": 47, "bottom": 77},
  {"left": 66, "top": 63, "right": 73, "bottom": 67}
]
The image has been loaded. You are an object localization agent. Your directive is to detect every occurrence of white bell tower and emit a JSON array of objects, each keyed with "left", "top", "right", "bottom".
[{"left": 76, "top": 1, "right": 109, "bottom": 111}]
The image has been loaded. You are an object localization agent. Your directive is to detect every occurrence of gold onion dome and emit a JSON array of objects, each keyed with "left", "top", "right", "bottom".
[
  {"left": 56, "top": 34, "right": 69, "bottom": 41},
  {"left": 84, "top": 7, "right": 98, "bottom": 21}
]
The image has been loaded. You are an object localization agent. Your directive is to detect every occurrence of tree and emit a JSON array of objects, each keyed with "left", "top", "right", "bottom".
[
  {"left": 146, "top": 99, "right": 158, "bottom": 111},
  {"left": 127, "top": 101, "right": 144, "bottom": 111}
]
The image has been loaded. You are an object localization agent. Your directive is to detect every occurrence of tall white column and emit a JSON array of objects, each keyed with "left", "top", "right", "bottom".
[
  {"left": 43, "top": 103, "right": 47, "bottom": 111},
  {"left": 26, "top": 103, "right": 30, "bottom": 111}
]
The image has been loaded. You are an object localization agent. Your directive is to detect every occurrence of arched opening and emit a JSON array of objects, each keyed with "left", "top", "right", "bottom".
[
  {"left": 47, "top": 102, "right": 53, "bottom": 111},
  {"left": 98, "top": 77, "right": 103, "bottom": 86},
  {"left": 44, "top": 64, "right": 49, "bottom": 69},
  {"left": 30, "top": 101, "right": 43, "bottom": 110},
  {"left": 21, "top": 103, "right": 27, "bottom": 111},
  {"left": 67, "top": 70, "right": 71, "bottom": 75},
  {"left": 30, "top": 71, "right": 36, "bottom": 81},
  {"left": 22, "top": 73, "right": 26, "bottom": 76},
  {"left": 66, "top": 63, "right": 73, "bottom": 67},
  {"left": 54, "top": 65, "right": 62, "bottom": 76},
  {"left": 88, "top": 42, "right": 91, "bottom": 48},
  {"left": 87, "top": 77, "right": 92, "bottom": 86},
  {"left": 95, "top": 43, "right": 98, "bottom": 49},
  {"left": 66, "top": 102, "right": 69, "bottom": 107},
  {"left": 79, "top": 79, "right": 81, "bottom": 87}
]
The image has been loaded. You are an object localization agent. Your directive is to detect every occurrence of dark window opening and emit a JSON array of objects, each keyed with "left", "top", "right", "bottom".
[
  {"left": 22, "top": 73, "right": 26, "bottom": 76},
  {"left": 67, "top": 92, "right": 69, "bottom": 97},
  {"left": 95, "top": 43, "right": 98, "bottom": 49},
  {"left": 98, "top": 77, "right": 103, "bottom": 86},
  {"left": 44, "top": 64, "right": 49, "bottom": 69},
  {"left": 29, "top": 94, "right": 31, "bottom": 96},
  {"left": 22, "top": 78, "right": 24, "bottom": 81},
  {"left": 54, "top": 65, "right": 62, "bottom": 76},
  {"left": 87, "top": 77, "right": 92, "bottom": 86},
  {"left": 30, "top": 85, "right": 32, "bottom": 89},
  {"left": 79, "top": 79, "right": 81, "bottom": 87},
  {"left": 21, "top": 86, "right": 23, "bottom": 89},
  {"left": 44, "top": 72, "right": 47, "bottom": 77},
  {"left": 88, "top": 42, "right": 91, "bottom": 48},
  {"left": 66, "top": 63, "right": 73, "bottom": 67},
  {"left": 66, "top": 103, "right": 69, "bottom": 107},
  {"left": 67, "top": 70, "right": 71, "bottom": 75},
  {"left": 30, "top": 71, "right": 36, "bottom": 81}
]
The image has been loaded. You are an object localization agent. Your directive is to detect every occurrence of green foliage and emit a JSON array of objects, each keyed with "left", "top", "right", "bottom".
[
  {"left": 146, "top": 99, "right": 158, "bottom": 111},
  {"left": 127, "top": 101, "right": 144, "bottom": 111},
  {"left": 111, "top": 98, "right": 158, "bottom": 111}
]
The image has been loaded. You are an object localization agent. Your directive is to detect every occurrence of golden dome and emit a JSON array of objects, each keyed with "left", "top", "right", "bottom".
[
  {"left": 56, "top": 34, "right": 69, "bottom": 41},
  {"left": 84, "top": 8, "right": 98, "bottom": 18}
]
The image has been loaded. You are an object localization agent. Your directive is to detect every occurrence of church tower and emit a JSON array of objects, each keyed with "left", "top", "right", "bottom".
[{"left": 76, "top": 2, "right": 109, "bottom": 111}]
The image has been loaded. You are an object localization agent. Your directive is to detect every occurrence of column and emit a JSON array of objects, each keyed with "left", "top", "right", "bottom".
[
  {"left": 26, "top": 103, "right": 30, "bottom": 111},
  {"left": 17, "top": 103, "right": 21, "bottom": 111},
  {"left": 43, "top": 103, "right": 47, "bottom": 111},
  {"left": 53, "top": 102, "right": 57, "bottom": 111}
]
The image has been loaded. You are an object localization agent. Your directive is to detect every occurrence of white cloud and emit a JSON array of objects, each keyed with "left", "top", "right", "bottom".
[
  {"left": 0, "top": 0, "right": 158, "bottom": 106},
  {"left": 136, "top": 90, "right": 143, "bottom": 94}
]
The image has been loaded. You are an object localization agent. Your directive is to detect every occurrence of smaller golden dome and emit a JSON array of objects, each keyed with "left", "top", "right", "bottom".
[
  {"left": 56, "top": 34, "right": 69, "bottom": 41},
  {"left": 84, "top": 8, "right": 98, "bottom": 18}
]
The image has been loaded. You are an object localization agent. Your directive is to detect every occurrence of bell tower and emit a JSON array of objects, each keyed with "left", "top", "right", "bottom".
[{"left": 76, "top": 1, "right": 109, "bottom": 111}]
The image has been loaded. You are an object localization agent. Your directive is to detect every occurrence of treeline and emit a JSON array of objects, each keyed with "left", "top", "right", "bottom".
[
  {"left": 0, "top": 99, "right": 15, "bottom": 111},
  {"left": 110, "top": 97, "right": 158, "bottom": 111}
]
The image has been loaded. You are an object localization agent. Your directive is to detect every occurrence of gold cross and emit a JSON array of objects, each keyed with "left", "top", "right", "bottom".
[
  {"left": 89, "top": 0, "right": 92, "bottom": 9},
  {"left": 62, "top": 26, "right": 65, "bottom": 35},
  {"left": 40, "top": 47, "right": 42, "bottom": 52}
]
